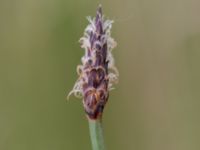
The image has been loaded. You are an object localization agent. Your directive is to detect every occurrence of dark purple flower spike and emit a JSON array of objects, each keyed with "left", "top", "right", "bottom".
[{"left": 69, "top": 5, "right": 119, "bottom": 120}]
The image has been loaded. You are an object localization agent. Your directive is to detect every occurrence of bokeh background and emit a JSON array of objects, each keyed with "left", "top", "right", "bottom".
[{"left": 1, "top": 0, "right": 200, "bottom": 150}]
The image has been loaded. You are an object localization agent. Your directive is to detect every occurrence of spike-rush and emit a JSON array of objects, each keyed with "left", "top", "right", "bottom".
[{"left": 69, "top": 5, "right": 118, "bottom": 120}]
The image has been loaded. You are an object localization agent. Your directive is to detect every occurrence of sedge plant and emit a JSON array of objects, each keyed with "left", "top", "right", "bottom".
[{"left": 68, "top": 5, "right": 119, "bottom": 150}]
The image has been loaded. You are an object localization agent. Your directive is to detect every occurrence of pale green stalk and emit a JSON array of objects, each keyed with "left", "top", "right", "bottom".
[{"left": 88, "top": 119, "right": 106, "bottom": 150}]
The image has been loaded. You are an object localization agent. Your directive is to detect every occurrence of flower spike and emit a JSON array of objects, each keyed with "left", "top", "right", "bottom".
[{"left": 69, "top": 5, "right": 118, "bottom": 120}]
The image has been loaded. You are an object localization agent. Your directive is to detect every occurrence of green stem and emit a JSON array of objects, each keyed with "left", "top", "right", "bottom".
[{"left": 88, "top": 119, "right": 106, "bottom": 150}]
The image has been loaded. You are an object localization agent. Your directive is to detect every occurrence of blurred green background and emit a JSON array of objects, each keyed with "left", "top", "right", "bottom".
[{"left": 0, "top": 0, "right": 200, "bottom": 150}]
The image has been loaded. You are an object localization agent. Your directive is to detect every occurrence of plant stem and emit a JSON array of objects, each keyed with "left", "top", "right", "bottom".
[{"left": 88, "top": 119, "right": 106, "bottom": 150}]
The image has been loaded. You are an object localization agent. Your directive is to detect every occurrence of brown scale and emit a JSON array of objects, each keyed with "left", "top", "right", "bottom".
[{"left": 82, "top": 67, "right": 109, "bottom": 120}]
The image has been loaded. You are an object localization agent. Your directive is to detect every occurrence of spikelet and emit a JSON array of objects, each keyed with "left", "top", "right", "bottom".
[{"left": 68, "top": 5, "right": 118, "bottom": 120}]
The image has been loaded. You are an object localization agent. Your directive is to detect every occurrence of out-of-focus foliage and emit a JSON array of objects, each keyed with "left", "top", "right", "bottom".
[{"left": 0, "top": 0, "right": 200, "bottom": 150}]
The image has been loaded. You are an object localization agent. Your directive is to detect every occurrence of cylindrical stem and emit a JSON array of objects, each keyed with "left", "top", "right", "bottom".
[{"left": 88, "top": 119, "right": 106, "bottom": 150}]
